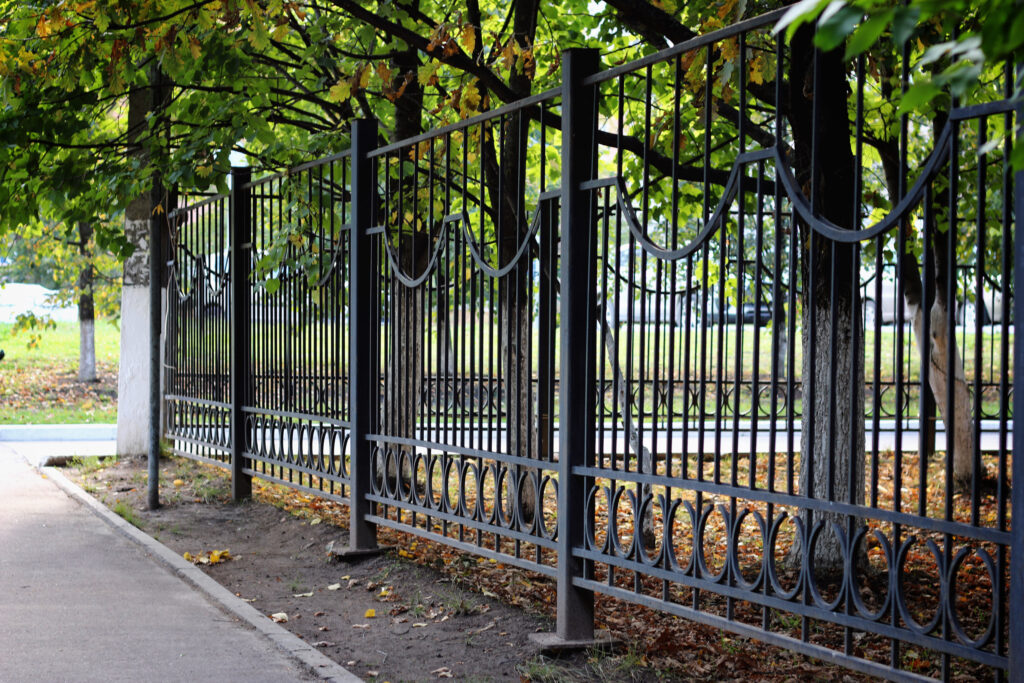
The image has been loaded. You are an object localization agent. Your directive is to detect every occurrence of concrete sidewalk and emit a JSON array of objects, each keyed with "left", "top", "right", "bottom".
[{"left": 0, "top": 442, "right": 359, "bottom": 683}]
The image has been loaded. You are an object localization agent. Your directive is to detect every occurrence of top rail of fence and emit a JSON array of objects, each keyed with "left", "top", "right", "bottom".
[
  {"left": 581, "top": 7, "right": 787, "bottom": 86},
  {"left": 368, "top": 86, "right": 561, "bottom": 158},
  {"left": 169, "top": 191, "right": 229, "bottom": 218},
  {"left": 243, "top": 148, "right": 352, "bottom": 191}
]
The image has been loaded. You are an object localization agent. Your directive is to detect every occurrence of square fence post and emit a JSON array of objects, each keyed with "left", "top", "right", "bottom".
[
  {"left": 230, "top": 166, "right": 253, "bottom": 502},
  {"left": 347, "top": 118, "right": 380, "bottom": 553},
  {"left": 549, "top": 47, "right": 603, "bottom": 647}
]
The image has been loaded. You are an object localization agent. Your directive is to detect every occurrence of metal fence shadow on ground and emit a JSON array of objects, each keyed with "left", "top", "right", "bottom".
[{"left": 163, "top": 10, "right": 1020, "bottom": 681}]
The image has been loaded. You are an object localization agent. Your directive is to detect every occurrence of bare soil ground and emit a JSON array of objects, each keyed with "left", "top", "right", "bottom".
[{"left": 65, "top": 455, "right": 868, "bottom": 682}]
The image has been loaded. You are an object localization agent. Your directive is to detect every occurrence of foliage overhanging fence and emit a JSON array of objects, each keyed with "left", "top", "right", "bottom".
[{"left": 163, "top": 10, "right": 1021, "bottom": 681}]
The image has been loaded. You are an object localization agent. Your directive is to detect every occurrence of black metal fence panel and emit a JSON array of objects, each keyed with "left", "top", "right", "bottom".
[
  {"left": 165, "top": 192, "right": 232, "bottom": 466},
  {"left": 364, "top": 94, "right": 564, "bottom": 575},
  {"left": 161, "top": 10, "right": 1018, "bottom": 681},
  {"left": 572, "top": 16, "right": 1015, "bottom": 680},
  {"left": 240, "top": 154, "right": 354, "bottom": 501}
]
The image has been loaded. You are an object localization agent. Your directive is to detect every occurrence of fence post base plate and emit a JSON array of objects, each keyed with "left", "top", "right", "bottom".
[
  {"left": 528, "top": 631, "right": 619, "bottom": 654},
  {"left": 330, "top": 546, "right": 391, "bottom": 562}
]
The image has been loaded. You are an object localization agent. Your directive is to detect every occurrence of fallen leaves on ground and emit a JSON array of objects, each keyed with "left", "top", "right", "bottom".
[
  {"left": 0, "top": 359, "right": 118, "bottom": 421},
  {"left": 182, "top": 549, "right": 232, "bottom": 565}
]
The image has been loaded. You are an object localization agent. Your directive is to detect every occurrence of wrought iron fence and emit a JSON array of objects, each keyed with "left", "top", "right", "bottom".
[{"left": 162, "top": 9, "right": 1020, "bottom": 681}]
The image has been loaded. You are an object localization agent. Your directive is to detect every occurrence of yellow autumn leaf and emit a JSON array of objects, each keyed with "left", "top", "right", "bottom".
[
  {"left": 460, "top": 25, "right": 475, "bottom": 54},
  {"left": 183, "top": 552, "right": 193, "bottom": 562},
  {"left": 500, "top": 42, "right": 516, "bottom": 71},
  {"left": 209, "top": 549, "right": 231, "bottom": 564},
  {"left": 328, "top": 79, "right": 351, "bottom": 103},
  {"left": 359, "top": 64, "right": 372, "bottom": 88},
  {"left": 173, "top": 479, "right": 185, "bottom": 487},
  {"left": 364, "top": 608, "right": 376, "bottom": 618},
  {"left": 36, "top": 16, "right": 53, "bottom": 39},
  {"left": 459, "top": 79, "right": 481, "bottom": 117}
]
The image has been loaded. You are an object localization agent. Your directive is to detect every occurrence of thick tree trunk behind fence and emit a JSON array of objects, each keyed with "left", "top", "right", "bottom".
[{"left": 787, "top": 31, "right": 865, "bottom": 576}]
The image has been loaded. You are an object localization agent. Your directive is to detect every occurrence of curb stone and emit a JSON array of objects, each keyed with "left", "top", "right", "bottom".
[{"left": 41, "top": 465, "right": 362, "bottom": 683}]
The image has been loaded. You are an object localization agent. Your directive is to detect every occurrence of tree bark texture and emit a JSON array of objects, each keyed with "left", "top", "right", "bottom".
[
  {"left": 877, "top": 112, "right": 974, "bottom": 488},
  {"left": 77, "top": 221, "right": 97, "bottom": 383},
  {"left": 787, "top": 30, "right": 865, "bottom": 576}
]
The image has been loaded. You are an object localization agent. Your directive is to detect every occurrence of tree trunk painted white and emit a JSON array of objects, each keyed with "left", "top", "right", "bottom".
[
  {"left": 908, "top": 297, "right": 974, "bottom": 484},
  {"left": 116, "top": 80, "right": 157, "bottom": 459},
  {"left": 78, "top": 319, "right": 96, "bottom": 383},
  {"left": 117, "top": 283, "right": 150, "bottom": 457},
  {"left": 77, "top": 222, "right": 97, "bottom": 383}
]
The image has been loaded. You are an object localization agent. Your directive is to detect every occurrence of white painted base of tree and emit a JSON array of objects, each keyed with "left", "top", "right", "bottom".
[
  {"left": 78, "top": 318, "right": 96, "bottom": 382},
  {"left": 116, "top": 286, "right": 150, "bottom": 458}
]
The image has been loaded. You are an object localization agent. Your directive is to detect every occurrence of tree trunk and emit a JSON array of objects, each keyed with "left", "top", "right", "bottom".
[
  {"left": 787, "top": 30, "right": 865, "bottom": 576},
  {"left": 77, "top": 221, "right": 97, "bottom": 383},
  {"left": 117, "top": 80, "right": 157, "bottom": 458},
  {"left": 899, "top": 159, "right": 974, "bottom": 487},
  {"left": 472, "top": 0, "right": 541, "bottom": 527},
  {"left": 874, "top": 80, "right": 975, "bottom": 489},
  {"left": 908, "top": 297, "right": 973, "bottom": 483},
  {"left": 383, "top": 6, "right": 426, "bottom": 494}
]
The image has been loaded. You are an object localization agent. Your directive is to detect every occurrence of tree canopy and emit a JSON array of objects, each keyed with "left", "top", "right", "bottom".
[{"left": 0, "top": 0, "right": 1018, "bottom": 252}]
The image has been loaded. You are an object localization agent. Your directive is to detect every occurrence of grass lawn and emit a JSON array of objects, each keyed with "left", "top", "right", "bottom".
[{"left": 0, "top": 320, "right": 121, "bottom": 424}]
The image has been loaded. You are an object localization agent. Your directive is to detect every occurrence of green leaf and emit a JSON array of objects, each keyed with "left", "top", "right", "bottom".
[
  {"left": 896, "top": 82, "right": 942, "bottom": 116},
  {"left": 774, "top": 0, "right": 832, "bottom": 39},
  {"left": 814, "top": 5, "right": 862, "bottom": 52},
  {"left": 843, "top": 9, "right": 893, "bottom": 60},
  {"left": 891, "top": 6, "right": 920, "bottom": 47}
]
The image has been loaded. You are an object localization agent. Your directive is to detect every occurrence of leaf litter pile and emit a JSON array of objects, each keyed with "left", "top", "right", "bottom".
[{"left": 68, "top": 452, "right": 1001, "bottom": 681}]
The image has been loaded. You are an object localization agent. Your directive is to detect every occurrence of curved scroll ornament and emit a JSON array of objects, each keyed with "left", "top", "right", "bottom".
[{"left": 380, "top": 206, "right": 544, "bottom": 288}]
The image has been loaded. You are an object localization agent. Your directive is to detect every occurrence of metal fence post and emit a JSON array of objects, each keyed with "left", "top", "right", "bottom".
[
  {"left": 348, "top": 118, "right": 380, "bottom": 553},
  {"left": 1010, "top": 72, "right": 1023, "bottom": 678},
  {"left": 550, "top": 47, "right": 601, "bottom": 646},
  {"left": 230, "top": 166, "right": 253, "bottom": 501},
  {"left": 148, "top": 177, "right": 166, "bottom": 511}
]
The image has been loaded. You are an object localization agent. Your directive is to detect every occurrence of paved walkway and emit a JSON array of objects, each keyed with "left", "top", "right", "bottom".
[{"left": 0, "top": 442, "right": 359, "bottom": 683}]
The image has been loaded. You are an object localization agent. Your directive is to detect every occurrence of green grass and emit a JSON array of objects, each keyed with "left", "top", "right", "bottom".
[
  {"left": 112, "top": 500, "right": 142, "bottom": 528},
  {"left": 0, "top": 320, "right": 120, "bottom": 363},
  {"left": 0, "top": 320, "right": 121, "bottom": 424},
  {"left": 68, "top": 455, "right": 113, "bottom": 475}
]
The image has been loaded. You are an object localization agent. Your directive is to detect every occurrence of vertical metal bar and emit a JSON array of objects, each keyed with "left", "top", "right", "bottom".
[
  {"left": 555, "top": 47, "right": 599, "bottom": 643},
  {"left": 230, "top": 167, "right": 253, "bottom": 501},
  {"left": 349, "top": 119, "right": 380, "bottom": 552},
  {"left": 148, "top": 177, "right": 166, "bottom": 510},
  {"left": 1009, "top": 67, "right": 1024, "bottom": 679}
]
